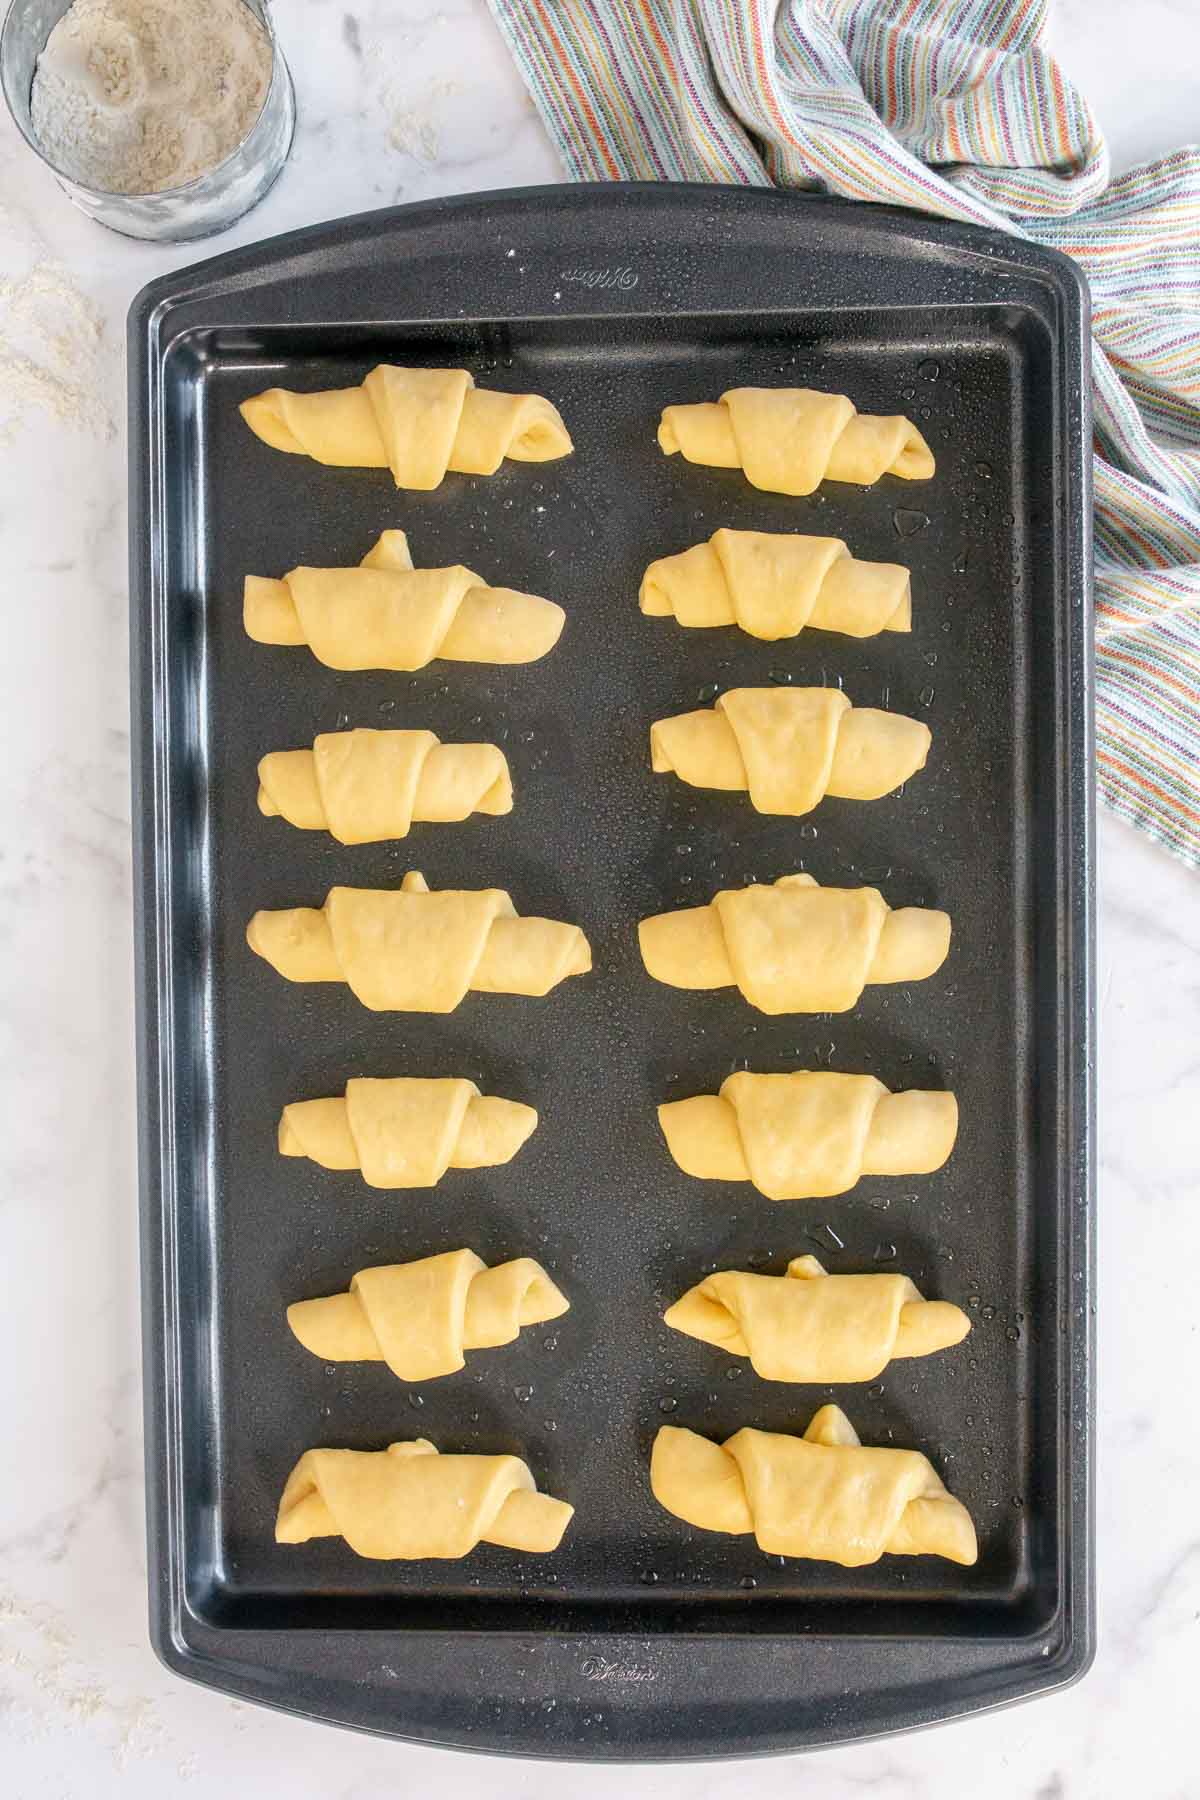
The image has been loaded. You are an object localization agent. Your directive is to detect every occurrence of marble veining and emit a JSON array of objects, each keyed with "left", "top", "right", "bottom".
[{"left": 1, "top": 0, "right": 1198, "bottom": 1793}]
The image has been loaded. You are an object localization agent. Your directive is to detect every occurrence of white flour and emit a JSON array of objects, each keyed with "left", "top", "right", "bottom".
[
  {"left": 0, "top": 192, "right": 114, "bottom": 440},
  {"left": 29, "top": 0, "right": 271, "bottom": 195}
]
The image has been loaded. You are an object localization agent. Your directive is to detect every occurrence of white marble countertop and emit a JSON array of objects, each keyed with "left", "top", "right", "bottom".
[{"left": 2, "top": 1, "right": 1199, "bottom": 1793}]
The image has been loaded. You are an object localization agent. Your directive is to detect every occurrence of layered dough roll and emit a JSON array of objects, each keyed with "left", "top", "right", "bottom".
[
  {"left": 658, "top": 387, "right": 935, "bottom": 496},
  {"left": 664, "top": 1254, "right": 970, "bottom": 1382},
  {"left": 658, "top": 1070, "right": 958, "bottom": 1200},
  {"left": 287, "top": 1248, "right": 569, "bottom": 1381},
  {"left": 650, "top": 687, "right": 930, "bottom": 816},
  {"left": 276, "top": 1439, "right": 573, "bottom": 1559},
  {"left": 640, "top": 529, "right": 912, "bottom": 640},
  {"left": 246, "top": 870, "right": 592, "bottom": 1012},
  {"left": 241, "top": 364, "right": 573, "bottom": 490},
  {"left": 651, "top": 1407, "right": 976, "bottom": 1567},
  {"left": 278, "top": 1077, "right": 538, "bottom": 1188},
  {"left": 258, "top": 727, "right": 513, "bottom": 844},
  {"left": 244, "top": 529, "right": 564, "bottom": 672},
  {"left": 639, "top": 874, "right": 950, "bottom": 1013}
]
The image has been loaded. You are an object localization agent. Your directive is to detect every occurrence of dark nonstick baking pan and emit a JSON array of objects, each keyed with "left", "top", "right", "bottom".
[{"left": 129, "top": 183, "right": 1094, "bottom": 1758}]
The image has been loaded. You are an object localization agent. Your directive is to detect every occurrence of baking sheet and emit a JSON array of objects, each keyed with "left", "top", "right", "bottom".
[{"left": 130, "top": 183, "right": 1093, "bottom": 1757}]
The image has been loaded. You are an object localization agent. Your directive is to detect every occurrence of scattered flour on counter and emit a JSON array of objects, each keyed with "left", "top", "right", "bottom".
[
  {"left": 0, "top": 1584, "right": 164, "bottom": 1765},
  {"left": 29, "top": 0, "right": 271, "bottom": 195},
  {"left": 0, "top": 250, "right": 113, "bottom": 441},
  {"left": 380, "top": 74, "right": 463, "bottom": 162}
]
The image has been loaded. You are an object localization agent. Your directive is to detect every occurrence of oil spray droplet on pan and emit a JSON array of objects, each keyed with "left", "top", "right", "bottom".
[
  {"left": 807, "top": 1222, "right": 844, "bottom": 1253},
  {"left": 893, "top": 508, "right": 930, "bottom": 538}
]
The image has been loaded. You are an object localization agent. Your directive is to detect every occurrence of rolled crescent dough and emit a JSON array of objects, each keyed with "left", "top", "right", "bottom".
[
  {"left": 258, "top": 727, "right": 512, "bottom": 843},
  {"left": 664, "top": 1254, "right": 970, "bottom": 1382},
  {"left": 658, "top": 387, "right": 935, "bottom": 495},
  {"left": 246, "top": 870, "right": 592, "bottom": 1012},
  {"left": 641, "top": 528, "right": 911, "bottom": 640},
  {"left": 276, "top": 1438, "right": 573, "bottom": 1559},
  {"left": 639, "top": 873, "right": 950, "bottom": 1012},
  {"left": 651, "top": 1406, "right": 976, "bottom": 1566},
  {"left": 244, "top": 529, "right": 563, "bottom": 672},
  {"left": 242, "top": 364, "right": 572, "bottom": 489},
  {"left": 658, "top": 1070, "right": 958, "bottom": 1199},
  {"left": 650, "top": 687, "right": 930, "bottom": 816},
  {"left": 287, "top": 1248, "right": 569, "bottom": 1381},
  {"left": 278, "top": 1077, "right": 538, "bottom": 1188}
]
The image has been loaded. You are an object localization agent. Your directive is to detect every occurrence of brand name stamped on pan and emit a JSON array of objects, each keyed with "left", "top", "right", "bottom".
[
  {"left": 580, "top": 1655, "right": 658, "bottom": 1683},
  {"left": 559, "top": 266, "right": 639, "bottom": 290}
]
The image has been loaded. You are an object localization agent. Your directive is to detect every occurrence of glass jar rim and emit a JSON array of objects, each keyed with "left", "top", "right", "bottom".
[{"left": 0, "top": 0, "right": 284, "bottom": 202}]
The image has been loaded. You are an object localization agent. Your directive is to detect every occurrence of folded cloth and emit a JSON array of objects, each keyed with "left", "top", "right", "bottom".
[{"left": 491, "top": 0, "right": 1200, "bottom": 867}]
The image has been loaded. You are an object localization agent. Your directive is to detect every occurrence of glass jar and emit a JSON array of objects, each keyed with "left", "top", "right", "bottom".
[{"left": 0, "top": 0, "right": 295, "bottom": 242}]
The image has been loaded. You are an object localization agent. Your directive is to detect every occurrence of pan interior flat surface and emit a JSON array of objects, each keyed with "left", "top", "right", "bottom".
[{"left": 158, "top": 304, "right": 1057, "bottom": 1639}]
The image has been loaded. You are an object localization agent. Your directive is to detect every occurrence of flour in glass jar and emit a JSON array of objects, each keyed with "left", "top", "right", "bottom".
[{"left": 29, "top": 0, "right": 271, "bottom": 195}]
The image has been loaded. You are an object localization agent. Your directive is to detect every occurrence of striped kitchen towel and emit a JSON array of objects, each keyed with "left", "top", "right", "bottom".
[{"left": 490, "top": 0, "right": 1200, "bottom": 867}]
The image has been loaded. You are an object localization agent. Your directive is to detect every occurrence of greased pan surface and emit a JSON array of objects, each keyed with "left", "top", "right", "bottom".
[{"left": 129, "top": 184, "right": 1093, "bottom": 1757}]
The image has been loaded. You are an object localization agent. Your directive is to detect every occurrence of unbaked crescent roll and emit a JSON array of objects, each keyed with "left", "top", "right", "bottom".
[
  {"left": 244, "top": 529, "right": 563, "bottom": 672},
  {"left": 639, "top": 874, "right": 950, "bottom": 1013},
  {"left": 276, "top": 1438, "right": 573, "bottom": 1559},
  {"left": 651, "top": 687, "right": 930, "bottom": 816},
  {"left": 641, "top": 529, "right": 912, "bottom": 640},
  {"left": 247, "top": 871, "right": 591, "bottom": 1012},
  {"left": 241, "top": 364, "right": 573, "bottom": 489},
  {"left": 658, "top": 1070, "right": 958, "bottom": 1199},
  {"left": 658, "top": 387, "right": 935, "bottom": 496},
  {"left": 651, "top": 1407, "right": 976, "bottom": 1566},
  {"left": 287, "top": 1248, "right": 569, "bottom": 1381},
  {"left": 664, "top": 1254, "right": 969, "bottom": 1382},
  {"left": 278, "top": 1077, "right": 538, "bottom": 1188},
  {"left": 258, "top": 727, "right": 512, "bottom": 844}
]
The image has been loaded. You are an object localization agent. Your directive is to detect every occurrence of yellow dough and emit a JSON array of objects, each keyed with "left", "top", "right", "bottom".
[
  {"left": 241, "top": 364, "right": 573, "bottom": 489},
  {"left": 651, "top": 1406, "right": 976, "bottom": 1567},
  {"left": 639, "top": 874, "right": 950, "bottom": 1013},
  {"left": 658, "top": 1070, "right": 958, "bottom": 1200},
  {"left": 664, "top": 1254, "right": 969, "bottom": 1382},
  {"left": 244, "top": 529, "right": 564, "bottom": 672},
  {"left": 276, "top": 1439, "right": 574, "bottom": 1559},
  {"left": 258, "top": 728, "right": 513, "bottom": 844},
  {"left": 650, "top": 687, "right": 930, "bottom": 816},
  {"left": 247, "top": 871, "right": 591, "bottom": 1012},
  {"left": 657, "top": 387, "right": 935, "bottom": 496},
  {"left": 287, "top": 1248, "right": 569, "bottom": 1380},
  {"left": 640, "top": 529, "right": 912, "bottom": 640},
  {"left": 278, "top": 1077, "right": 538, "bottom": 1188}
]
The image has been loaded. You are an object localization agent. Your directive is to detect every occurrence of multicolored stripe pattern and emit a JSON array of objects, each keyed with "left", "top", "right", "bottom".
[{"left": 491, "top": 0, "right": 1200, "bottom": 866}]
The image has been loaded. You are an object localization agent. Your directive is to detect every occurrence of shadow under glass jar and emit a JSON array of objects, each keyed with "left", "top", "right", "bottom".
[{"left": 0, "top": 0, "right": 295, "bottom": 241}]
